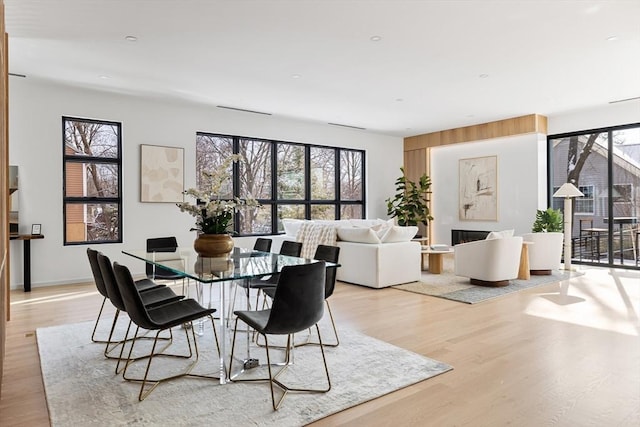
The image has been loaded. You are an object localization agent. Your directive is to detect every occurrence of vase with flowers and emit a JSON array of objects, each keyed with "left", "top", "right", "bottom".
[{"left": 176, "top": 154, "right": 260, "bottom": 258}]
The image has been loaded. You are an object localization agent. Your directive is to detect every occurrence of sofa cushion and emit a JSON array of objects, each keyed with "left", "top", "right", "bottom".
[
  {"left": 486, "top": 229, "right": 515, "bottom": 240},
  {"left": 349, "top": 218, "right": 392, "bottom": 228},
  {"left": 380, "top": 225, "right": 418, "bottom": 243},
  {"left": 336, "top": 226, "right": 381, "bottom": 244},
  {"left": 282, "top": 218, "right": 308, "bottom": 236}
]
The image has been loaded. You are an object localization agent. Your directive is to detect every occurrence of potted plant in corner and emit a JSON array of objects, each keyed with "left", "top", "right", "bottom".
[
  {"left": 386, "top": 167, "right": 433, "bottom": 227},
  {"left": 532, "top": 207, "right": 563, "bottom": 232},
  {"left": 524, "top": 207, "right": 564, "bottom": 275}
]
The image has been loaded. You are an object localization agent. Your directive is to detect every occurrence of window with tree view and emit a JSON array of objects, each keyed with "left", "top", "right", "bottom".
[
  {"left": 196, "top": 132, "right": 365, "bottom": 235},
  {"left": 63, "top": 117, "right": 122, "bottom": 244},
  {"left": 549, "top": 122, "right": 640, "bottom": 268}
]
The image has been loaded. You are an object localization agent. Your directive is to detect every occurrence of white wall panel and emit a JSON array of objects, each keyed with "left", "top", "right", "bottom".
[{"left": 8, "top": 79, "right": 402, "bottom": 288}]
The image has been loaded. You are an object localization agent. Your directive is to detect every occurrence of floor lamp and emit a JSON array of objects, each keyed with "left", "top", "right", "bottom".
[{"left": 553, "top": 183, "right": 584, "bottom": 271}]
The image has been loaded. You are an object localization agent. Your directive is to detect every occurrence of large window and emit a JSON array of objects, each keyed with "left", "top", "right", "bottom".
[
  {"left": 196, "top": 132, "right": 365, "bottom": 235},
  {"left": 549, "top": 122, "right": 640, "bottom": 268},
  {"left": 63, "top": 117, "right": 122, "bottom": 244}
]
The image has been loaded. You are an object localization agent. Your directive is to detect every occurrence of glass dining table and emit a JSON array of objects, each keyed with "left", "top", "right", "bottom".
[{"left": 122, "top": 246, "right": 335, "bottom": 384}]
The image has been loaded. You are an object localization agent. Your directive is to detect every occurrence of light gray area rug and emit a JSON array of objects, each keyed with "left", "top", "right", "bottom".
[
  {"left": 393, "top": 271, "right": 577, "bottom": 304},
  {"left": 394, "top": 257, "right": 582, "bottom": 303},
  {"left": 37, "top": 320, "right": 452, "bottom": 426}
]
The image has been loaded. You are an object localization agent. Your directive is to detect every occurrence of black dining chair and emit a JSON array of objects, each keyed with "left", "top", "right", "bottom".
[
  {"left": 262, "top": 244, "right": 341, "bottom": 347},
  {"left": 229, "top": 261, "right": 330, "bottom": 410},
  {"left": 253, "top": 237, "right": 272, "bottom": 253},
  {"left": 96, "top": 252, "right": 184, "bottom": 370},
  {"left": 146, "top": 236, "right": 188, "bottom": 294},
  {"left": 87, "top": 248, "right": 165, "bottom": 344},
  {"left": 228, "top": 240, "right": 302, "bottom": 323},
  {"left": 112, "top": 261, "right": 220, "bottom": 401}
]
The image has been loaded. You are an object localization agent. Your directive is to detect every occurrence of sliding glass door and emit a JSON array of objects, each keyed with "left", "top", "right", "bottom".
[{"left": 549, "top": 123, "right": 640, "bottom": 269}]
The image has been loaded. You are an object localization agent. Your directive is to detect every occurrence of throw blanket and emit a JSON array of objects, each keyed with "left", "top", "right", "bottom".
[{"left": 295, "top": 223, "right": 338, "bottom": 258}]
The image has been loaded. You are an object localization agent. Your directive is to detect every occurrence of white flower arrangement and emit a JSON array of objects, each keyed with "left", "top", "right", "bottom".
[{"left": 176, "top": 154, "right": 260, "bottom": 234}]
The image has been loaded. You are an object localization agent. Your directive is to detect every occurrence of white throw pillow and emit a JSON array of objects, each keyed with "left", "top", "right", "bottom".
[
  {"left": 380, "top": 225, "right": 418, "bottom": 243},
  {"left": 282, "top": 218, "right": 307, "bottom": 236},
  {"left": 336, "top": 227, "right": 381, "bottom": 244},
  {"left": 485, "top": 229, "right": 515, "bottom": 240}
]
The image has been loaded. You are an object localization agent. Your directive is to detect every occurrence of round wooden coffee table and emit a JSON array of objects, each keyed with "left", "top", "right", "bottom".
[{"left": 421, "top": 247, "right": 454, "bottom": 274}]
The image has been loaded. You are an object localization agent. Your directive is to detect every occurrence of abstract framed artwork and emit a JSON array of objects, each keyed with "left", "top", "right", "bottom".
[
  {"left": 140, "top": 144, "right": 184, "bottom": 203},
  {"left": 459, "top": 155, "right": 498, "bottom": 221}
]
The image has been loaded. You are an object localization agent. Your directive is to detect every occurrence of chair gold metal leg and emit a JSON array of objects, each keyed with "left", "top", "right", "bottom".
[
  {"left": 90, "top": 297, "right": 111, "bottom": 343},
  {"left": 231, "top": 321, "right": 331, "bottom": 410},
  {"left": 121, "top": 316, "right": 221, "bottom": 401},
  {"left": 268, "top": 326, "right": 331, "bottom": 410}
]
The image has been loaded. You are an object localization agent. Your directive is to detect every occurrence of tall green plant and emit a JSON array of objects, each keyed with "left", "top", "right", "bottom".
[
  {"left": 386, "top": 167, "right": 433, "bottom": 226},
  {"left": 532, "top": 208, "right": 563, "bottom": 232}
]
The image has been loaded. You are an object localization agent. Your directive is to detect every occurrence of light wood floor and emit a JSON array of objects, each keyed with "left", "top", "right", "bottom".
[{"left": 1, "top": 266, "right": 639, "bottom": 426}]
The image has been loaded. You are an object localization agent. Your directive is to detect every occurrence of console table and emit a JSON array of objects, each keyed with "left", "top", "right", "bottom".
[{"left": 10, "top": 234, "right": 44, "bottom": 292}]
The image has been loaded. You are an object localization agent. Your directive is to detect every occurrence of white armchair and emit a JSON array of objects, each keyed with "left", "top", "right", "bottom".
[
  {"left": 521, "top": 232, "right": 563, "bottom": 274},
  {"left": 454, "top": 236, "right": 523, "bottom": 287}
]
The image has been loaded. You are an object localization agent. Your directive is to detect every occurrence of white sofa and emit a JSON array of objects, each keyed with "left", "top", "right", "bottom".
[{"left": 270, "top": 219, "right": 422, "bottom": 289}]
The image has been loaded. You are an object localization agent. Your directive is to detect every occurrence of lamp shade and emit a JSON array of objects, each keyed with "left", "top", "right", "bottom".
[{"left": 553, "top": 182, "right": 584, "bottom": 198}]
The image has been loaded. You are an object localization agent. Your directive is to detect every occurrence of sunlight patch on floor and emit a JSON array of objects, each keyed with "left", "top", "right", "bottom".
[
  {"left": 10, "top": 290, "right": 100, "bottom": 306},
  {"left": 525, "top": 267, "right": 640, "bottom": 336}
]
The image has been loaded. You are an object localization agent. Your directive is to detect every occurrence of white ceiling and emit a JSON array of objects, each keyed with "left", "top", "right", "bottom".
[{"left": 4, "top": 0, "right": 640, "bottom": 137}]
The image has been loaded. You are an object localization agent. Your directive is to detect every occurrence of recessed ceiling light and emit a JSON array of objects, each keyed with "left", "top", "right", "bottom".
[
  {"left": 606, "top": 35, "right": 618, "bottom": 41},
  {"left": 125, "top": 35, "right": 138, "bottom": 42},
  {"left": 291, "top": 74, "right": 301, "bottom": 79},
  {"left": 370, "top": 35, "right": 382, "bottom": 42},
  {"left": 99, "top": 75, "right": 111, "bottom": 79},
  {"left": 479, "top": 74, "right": 489, "bottom": 79}
]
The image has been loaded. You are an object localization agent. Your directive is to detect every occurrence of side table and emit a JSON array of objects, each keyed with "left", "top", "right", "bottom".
[
  {"left": 421, "top": 247, "right": 453, "bottom": 274},
  {"left": 9, "top": 233, "right": 44, "bottom": 292},
  {"left": 517, "top": 241, "right": 533, "bottom": 280}
]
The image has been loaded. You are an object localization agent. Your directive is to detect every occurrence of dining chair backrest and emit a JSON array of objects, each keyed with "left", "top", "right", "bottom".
[
  {"left": 145, "top": 236, "right": 183, "bottom": 279},
  {"left": 313, "top": 245, "right": 340, "bottom": 299},
  {"left": 254, "top": 238, "right": 272, "bottom": 252},
  {"left": 280, "top": 240, "right": 303, "bottom": 257},
  {"left": 96, "top": 252, "right": 127, "bottom": 313},
  {"left": 113, "top": 262, "right": 156, "bottom": 331},
  {"left": 87, "top": 248, "right": 109, "bottom": 299},
  {"left": 264, "top": 261, "right": 326, "bottom": 335}
]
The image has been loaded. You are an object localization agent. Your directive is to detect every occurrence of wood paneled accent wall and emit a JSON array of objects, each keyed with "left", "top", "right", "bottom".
[
  {"left": 1, "top": 0, "right": 8, "bottom": 396},
  {"left": 403, "top": 114, "right": 548, "bottom": 240},
  {"left": 404, "top": 114, "right": 547, "bottom": 150}
]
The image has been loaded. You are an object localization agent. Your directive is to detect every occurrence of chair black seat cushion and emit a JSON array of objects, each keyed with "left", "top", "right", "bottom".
[
  {"left": 234, "top": 309, "right": 271, "bottom": 332},
  {"left": 142, "top": 287, "right": 184, "bottom": 308},
  {"left": 146, "top": 299, "right": 216, "bottom": 329},
  {"left": 135, "top": 278, "right": 164, "bottom": 292}
]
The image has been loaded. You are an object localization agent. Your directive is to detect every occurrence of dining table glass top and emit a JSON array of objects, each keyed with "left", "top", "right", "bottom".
[{"left": 122, "top": 246, "right": 336, "bottom": 283}]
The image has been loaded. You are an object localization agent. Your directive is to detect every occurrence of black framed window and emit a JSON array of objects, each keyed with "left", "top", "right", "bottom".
[
  {"left": 63, "top": 117, "right": 122, "bottom": 245},
  {"left": 548, "top": 122, "right": 640, "bottom": 269},
  {"left": 196, "top": 132, "right": 366, "bottom": 235}
]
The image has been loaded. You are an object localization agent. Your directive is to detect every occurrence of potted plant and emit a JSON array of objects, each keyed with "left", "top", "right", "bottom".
[
  {"left": 532, "top": 207, "right": 563, "bottom": 232},
  {"left": 525, "top": 207, "right": 564, "bottom": 274},
  {"left": 176, "top": 154, "right": 260, "bottom": 258},
  {"left": 386, "top": 167, "right": 433, "bottom": 226}
]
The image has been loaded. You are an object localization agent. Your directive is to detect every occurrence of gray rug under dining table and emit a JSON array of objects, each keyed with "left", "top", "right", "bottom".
[{"left": 37, "top": 319, "right": 452, "bottom": 426}]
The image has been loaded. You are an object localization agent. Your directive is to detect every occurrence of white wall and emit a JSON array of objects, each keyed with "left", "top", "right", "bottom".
[
  {"left": 548, "top": 100, "right": 640, "bottom": 135},
  {"left": 8, "top": 78, "right": 403, "bottom": 289},
  {"left": 430, "top": 133, "right": 547, "bottom": 245}
]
